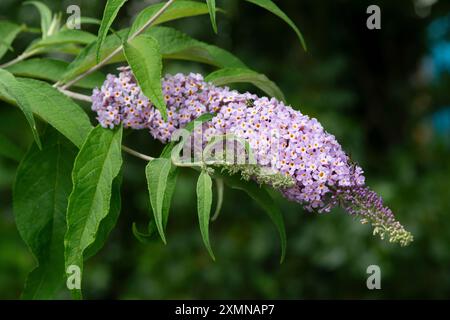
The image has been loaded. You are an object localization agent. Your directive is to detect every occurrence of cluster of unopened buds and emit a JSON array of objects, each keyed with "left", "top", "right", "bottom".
[{"left": 92, "top": 67, "right": 413, "bottom": 246}]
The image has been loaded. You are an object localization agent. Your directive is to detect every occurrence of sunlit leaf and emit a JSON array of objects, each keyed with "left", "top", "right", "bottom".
[
  {"left": 124, "top": 34, "right": 166, "bottom": 120},
  {"left": 96, "top": 0, "right": 128, "bottom": 63},
  {"left": 64, "top": 125, "right": 123, "bottom": 298},
  {"left": 206, "top": 0, "right": 217, "bottom": 33},
  {"left": 15, "top": 78, "right": 92, "bottom": 148}
]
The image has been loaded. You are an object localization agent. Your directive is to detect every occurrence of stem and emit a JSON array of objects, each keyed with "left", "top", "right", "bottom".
[
  {"left": 59, "top": 89, "right": 93, "bottom": 102},
  {"left": 58, "top": 88, "right": 154, "bottom": 162},
  {"left": 59, "top": 0, "right": 176, "bottom": 90},
  {"left": 122, "top": 145, "right": 154, "bottom": 161},
  {"left": 0, "top": 49, "right": 38, "bottom": 68},
  {"left": 21, "top": 25, "right": 42, "bottom": 34}
]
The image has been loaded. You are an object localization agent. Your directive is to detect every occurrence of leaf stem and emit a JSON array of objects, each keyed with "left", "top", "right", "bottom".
[
  {"left": 57, "top": 89, "right": 154, "bottom": 162},
  {"left": 122, "top": 145, "right": 154, "bottom": 161},
  {"left": 20, "top": 24, "right": 42, "bottom": 34},
  {"left": 0, "top": 49, "right": 39, "bottom": 68},
  {"left": 58, "top": 89, "right": 93, "bottom": 102},
  {"left": 58, "top": 0, "right": 176, "bottom": 90}
]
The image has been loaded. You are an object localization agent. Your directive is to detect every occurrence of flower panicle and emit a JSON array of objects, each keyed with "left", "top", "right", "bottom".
[
  {"left": 91, "top": 67, "right": 413, "bottom": 246},
  {"left": 345, "top": 186, "right": 413, "bottom": 246}
]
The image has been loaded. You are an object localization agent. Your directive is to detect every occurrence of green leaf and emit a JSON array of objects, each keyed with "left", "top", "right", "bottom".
[
  {"left": 0, "top": 82, "right": 15, "bottom": 104},
  {"left": 129, "top": 0, "right": 211, "bottom": 36},
  {"left": 61, "top": 31, "right": 126, "bottom": 83},
  {"left": 223, "top": 176, "right": 286, "bottom": 263},
  {"left": 14, "top": 128, "right": 77, "bottom": 299},
  {"left": 245, "top": 0, "right": 307, "bottom": 51},
  {"left": 145, "top": 157, "right": 179, "bottom": 244},
  {"left": 205, "top": 68, "right": 286, "bottom": 102},
  {"left": 64, "top": 0, "right": 212, "bottom": 82},
  {"left": 28, "top": 29, "right": 97, "bottom": 50},
  {"left": 196, "top": 169, "right": 215, "bottom": 260},
  {"left": 0, "top": 77, "right": 92, "bottom": 148},
  {"left": 0, "top": 69, "right": 41, "bottom": 149},
  {"left": 84, "top": 173, "right": 122, "bottom": 259},
  {"left": 62, "top": 26, "right": 245, "bottom": 84},
  {"left": 15, "top": 78, "right": 93, "bottom": 148},
  {"left": 0, "top": 21, "right": 21, "bottom": 60},
  {"left": 6, "top": 58, "right": 104, "bottom": 89},
  {"left": 147, "top": 27, "right": 246, "bottom": 68},
  {"left": 24, "top": 1, "right": 52, "bottom": 38},
  {"left": 32, "top": 43, "right": 84, "bottom": 56},
  {"left": 0, "top": 133, "right": 23, "bottom": 162},
  {"left": 96, "top": 0, "right": 128, "bottom": 63},
  {"left": 64, "top": 125, "right": 123, "bottom": 298},
  {"left": 206, "top": 0, "right": 217, "bottom": 33},
  {"left": 124, "top": 34, "right": 167, "bottom": 120},
  {"left": 79, "top": 17, "right": 102, "bottom": 26}
]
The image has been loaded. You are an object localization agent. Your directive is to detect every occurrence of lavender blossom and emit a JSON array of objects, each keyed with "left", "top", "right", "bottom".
[{"left": 91, "top": 67, "right": 413, "bottom": 246}]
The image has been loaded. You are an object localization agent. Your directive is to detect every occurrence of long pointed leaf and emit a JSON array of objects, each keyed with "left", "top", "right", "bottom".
[
  {"left": 0, "top": 21, "right": 21, "bottom": 60},
  {"left": 14, "top": 128, "right": 77, "bottom": 299},
  {"left": 64, "top": 125, "right": 123, "bottom": 298},
  {"left": 205, "top": 68, "right": 286, "bottom": 102},
  {"left": 24, "top": 1, "right": 52, "bottom": 38},
  {"left": 145, "top": 158, "right": 178, "bottom": 244},
  {"left": 196, "top": 170, "right": 215, "bottom": 260},
  {"left": 206, "top": 0, "right": 217, "bottom": 33},
  {"left": 96, "top": 0, "right": 128, "bottom": 63},
  {"left": 129, "top": 0, "right": 211, "bottom": 36},
  {"left": 28, "top": 30, "right": 97, "bottom": 50},
  {"left": 15, "top": 78, "right": 93, "bottom": 148},
  {"left": 245, "top": 0, "right": 307, "bottom": 51},
  {"left": 0, "top": 78, "right": 92, "bottom": 149},
  {"left": 149, "top": 27, "right": 246, "bottom": 68},
  {"left": 0, "top": 69, "right": 41, "bottom": 148},
  {"left": 84, "top": 173, "right": 122, "bottom": 259},
  {"left": 62, "top": 26, "right": 245, "bottom": 83},
  {"left": 124, "top": 34, "right": 166, "bottom": 120},
  {"left": 6, "top": 58, "right": 104, "bottom": 89}
]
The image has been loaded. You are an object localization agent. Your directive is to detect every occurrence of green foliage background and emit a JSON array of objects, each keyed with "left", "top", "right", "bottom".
[{"left": 1, "top": 0, "right": 450, "bottom": 298}]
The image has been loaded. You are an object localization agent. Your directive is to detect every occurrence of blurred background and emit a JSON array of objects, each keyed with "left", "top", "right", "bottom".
[{"left": 1, "top": 0, "right": 450, "bottom": 299}]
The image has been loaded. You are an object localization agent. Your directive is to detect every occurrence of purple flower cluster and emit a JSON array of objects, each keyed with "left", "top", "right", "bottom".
[{"left": 92, "top": 67, "right": 412, "bottom": 246}]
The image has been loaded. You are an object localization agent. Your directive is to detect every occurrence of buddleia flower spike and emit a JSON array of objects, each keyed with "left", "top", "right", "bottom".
[{"left": 92, "top": 68, "right": 413, "bottom": 246}]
